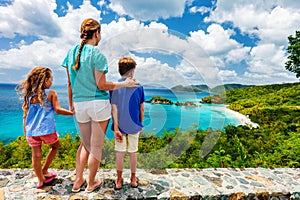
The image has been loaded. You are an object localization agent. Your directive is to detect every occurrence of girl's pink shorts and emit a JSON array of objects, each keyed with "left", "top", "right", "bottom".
[{"left": 26, "top": 132, "right": 59, "bottom": 147}]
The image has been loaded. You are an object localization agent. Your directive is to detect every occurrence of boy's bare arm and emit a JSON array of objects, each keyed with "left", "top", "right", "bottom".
[
  {"left": 140, "top": 103, "right": 144, "bottom": 123},
  {"left": 112, "top": 104, "right": 122, "bottom": 142},
  {"left": 111, "top": 104, "right": 119, "bottom": 130}
]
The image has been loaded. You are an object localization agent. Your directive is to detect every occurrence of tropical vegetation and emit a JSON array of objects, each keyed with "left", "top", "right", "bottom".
[
  {"left": 285, "top": 30, "right": 300, "bottom": 78},
  {"left": 0, "top": 82, "right": 299, "bottom": 169}
]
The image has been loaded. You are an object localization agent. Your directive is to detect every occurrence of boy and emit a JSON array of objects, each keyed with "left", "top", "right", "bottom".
[{"left": 110, "top": 57, "right": 145, "bottom": 190}]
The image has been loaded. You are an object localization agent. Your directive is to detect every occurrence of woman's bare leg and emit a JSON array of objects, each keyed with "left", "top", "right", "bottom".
[
  {"left": 73, "top": 122, "right": 91, "bottom": 190},
  {"left": 86, "top": 120, "right": 109, "bottom": 190}
]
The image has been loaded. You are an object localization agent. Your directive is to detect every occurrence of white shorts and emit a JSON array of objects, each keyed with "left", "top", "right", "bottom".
[
  {"left": 115, "top": 132, "right": 140, "bottom": 153},
  {"left": 74, "top": 100, "right": 111, "bottom": 123}
]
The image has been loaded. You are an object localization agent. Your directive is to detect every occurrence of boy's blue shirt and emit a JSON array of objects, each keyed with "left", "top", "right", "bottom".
[{"left": 110, "top": 78, "right": 145, "bottom": 134}]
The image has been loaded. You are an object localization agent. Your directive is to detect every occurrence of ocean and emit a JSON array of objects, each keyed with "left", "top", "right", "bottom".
[{"left": 0, "top": 83, "right": 240, "bottom": 143}]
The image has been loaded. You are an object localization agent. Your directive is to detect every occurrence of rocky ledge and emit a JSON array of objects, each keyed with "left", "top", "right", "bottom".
[{"left": 0, "top": 168, "right": 299, "bottom": 200}]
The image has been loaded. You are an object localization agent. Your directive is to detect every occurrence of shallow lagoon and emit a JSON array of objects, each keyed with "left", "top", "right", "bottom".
[{"left": 0, "top": 84, "right": 240, "bottom": 143}]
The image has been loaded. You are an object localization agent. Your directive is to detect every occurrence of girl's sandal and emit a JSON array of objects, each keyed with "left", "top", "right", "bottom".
[
  {"left": 36, "top": 176, "right": 55, "bottom": 189},
  {"left": 44, "top": 172, "right": 57, "bottom": 179}
]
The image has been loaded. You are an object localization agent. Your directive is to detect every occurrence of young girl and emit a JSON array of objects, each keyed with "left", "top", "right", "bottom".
[{"left": 17, "top": 66, "right": 73, "bottom": 189}]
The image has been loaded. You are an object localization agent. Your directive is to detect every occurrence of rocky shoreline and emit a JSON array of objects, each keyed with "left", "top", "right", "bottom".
[{"left": 0, "top": 168, "right": 299, "bottom": 199}]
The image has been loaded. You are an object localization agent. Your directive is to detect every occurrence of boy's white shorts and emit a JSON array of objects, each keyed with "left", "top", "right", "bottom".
[{"left": 115, "top": 132, "right": 140, "bottom": 153}]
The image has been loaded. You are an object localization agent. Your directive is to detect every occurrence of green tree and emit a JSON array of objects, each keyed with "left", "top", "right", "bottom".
[{"left": 285, "top": 30, "right": 300, "bottom": 78}]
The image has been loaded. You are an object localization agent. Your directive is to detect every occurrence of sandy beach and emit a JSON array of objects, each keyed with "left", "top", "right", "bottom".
[{"left": 225, "top": 107, "right": 259, "bottom": 128}]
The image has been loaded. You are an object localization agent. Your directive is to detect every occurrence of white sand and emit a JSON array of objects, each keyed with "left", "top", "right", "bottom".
[{"left": 225, "top": 107, "right": 259, "bottom": 128}]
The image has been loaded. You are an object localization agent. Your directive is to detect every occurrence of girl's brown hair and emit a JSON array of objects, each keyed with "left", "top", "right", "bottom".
[
  {"left": 17, "top": 66, "right": 52, "bottom": 113},
  {"left": 72, "top": 18, "right": 101, "bottom": 70}
]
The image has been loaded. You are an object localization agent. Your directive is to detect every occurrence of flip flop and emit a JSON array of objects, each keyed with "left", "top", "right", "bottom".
[
  {"left": 36, "top": 176, "right": 55, "bottom": 189},
  {"left": 113, "top": 178, "right": 123, "bottom": 190},
  {"left": 85, "top": 180, "right": 103, "bottom": 193},
  {"left": 45, "top": 172, "right": 57, "bottom": 179},
  {"left": 72, "top": 179, "right": 86, "bottom": 193},
  {"left": 44, "top": 176, "right": 55, "bottom": 184},
  {"left": 36, "top": 184, "right": 44, "bottom": 189},
  {"left": 130, "top": 177, "right": 139, "bottom": 188}
]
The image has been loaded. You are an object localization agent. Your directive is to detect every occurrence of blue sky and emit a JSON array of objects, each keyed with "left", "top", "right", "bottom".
[{"left": 0, "top": 0, "right": 299, "bottom": 88}]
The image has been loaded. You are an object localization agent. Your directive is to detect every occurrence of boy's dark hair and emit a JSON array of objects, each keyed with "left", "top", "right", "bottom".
[{"left": 118, "top": 57, "right": 136, "bottom": 76}]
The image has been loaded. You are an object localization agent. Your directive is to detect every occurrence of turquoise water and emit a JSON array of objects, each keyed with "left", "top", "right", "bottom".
[{"left": 0, "top": 84, "right": 240, "bottom": 143}]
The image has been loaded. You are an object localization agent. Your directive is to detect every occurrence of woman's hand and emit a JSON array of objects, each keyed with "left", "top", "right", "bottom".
[{"left": 124, "top": 77, "right": 139, "bottom": 88}]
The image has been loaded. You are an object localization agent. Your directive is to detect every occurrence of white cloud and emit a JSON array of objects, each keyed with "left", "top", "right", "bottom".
[
  {"left": 0, "top": 40, "right": 68, "bottom": 70},
  {"left": 0, "top": 0, "right": 102, "bottom": 63},
  {"left": 190, "top": 6, "right": 211, "bottom": 14},
  {"left": 243, "top": 71, "right": 297, "bottom": 85},
  {"left": 225, "top": 47, "right": 251, "bottom": 64},
  {"left": 205, "top": 0, "right": 300, "bottom": 46},
  {"left": 0, "top": 5, "right": 222, "bottom": 88},
  {"left": 219, "top": 70, "right": 237, "bottom": 77},
  {"left": 248, "top": 43, "right": 286, "bottom": 73},
  {"left": 201, "top": 0, "right": 300, "bottom": 84},
  {"left": 188, "top": 23, "right": 249, "bottom": 71},
  {"left": 189, "top": 24, "right": 240, "bottom": 55},
  {"left": 108, "top": 0, "right": 186, "bottom": 21},
  {"left": 134, "top": 57, "right": 183, "bottom": 88},
  {"left": 108, "top": 1, "right": 126, "bottom": 16},
  {"left": 0, "top": 0, "right": 299, "bottom": 86},
  {"left": 218, "top": 70, "right": 238, "bottom": 82},
  {"left": 237, "top": 43, "right": 299, "bottom": 85},
  {"left": 280, "top": 0, "right": 300, "bottom": 8},
  {"left": 258, "top": 6, "right": 300, "bottom": 45},
  {"left": 101, "top": 19, "right": 221, "bottom": 88},
  {"left": 0, "top": 0, "right": 61, "bottom": 38},
  {"left": 97, "top": 0, "right": 106, "bottom": 8},
  {"left": 0, "top": 0, "right": 102, "bottom": 83}
]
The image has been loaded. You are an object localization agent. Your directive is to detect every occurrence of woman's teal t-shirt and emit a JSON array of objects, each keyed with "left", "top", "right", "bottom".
[{"left": 61, "top": 44, "right": 109, "bottom": 102}]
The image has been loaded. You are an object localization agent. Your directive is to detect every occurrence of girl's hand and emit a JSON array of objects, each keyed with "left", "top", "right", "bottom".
[
  {"left": 124, "top": 78, "right": 139, "bottom": 88},
  {"left": 70, "top": 105, "right": 74, "bottom": 112},
  {"left": 70, "top": 105, "right": 75, "bottom": 114}
]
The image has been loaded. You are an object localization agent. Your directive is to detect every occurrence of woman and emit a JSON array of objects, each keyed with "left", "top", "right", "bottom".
[{"left": 61, "top": 18, "right": 138, "bottom": 193}]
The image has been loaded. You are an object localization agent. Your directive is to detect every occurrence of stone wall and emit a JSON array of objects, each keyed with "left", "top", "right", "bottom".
[{"left": 0, "top": 168, "right": 299, "bottom": 199}]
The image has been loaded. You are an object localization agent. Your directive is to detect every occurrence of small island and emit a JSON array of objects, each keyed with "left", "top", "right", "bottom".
[
  {"left": 146, "top": 96, "right": 174, "bottom": 105},
  {"left": 146, "top": 96, "right": 199, "bottom": 107},
  {"left": 175, "top": 101, "right": 197, "bottom": 107}
]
